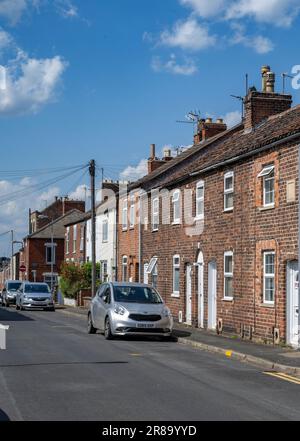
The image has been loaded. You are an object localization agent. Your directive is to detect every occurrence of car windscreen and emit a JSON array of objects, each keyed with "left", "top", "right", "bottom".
[
  {"left": 24, "top": 284, "right": 50, "bottom": 294},
  {"left": 113, "top": 286, "right": 163, "bottom": 304},
  {"left": 7, "top": 282, "right": 22, "bottom": 291}
]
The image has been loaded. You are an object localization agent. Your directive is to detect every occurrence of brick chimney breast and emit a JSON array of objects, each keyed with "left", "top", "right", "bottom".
[
  {"left": 244, "top": 66, "right": 292, "bottom": 130},
  {"left": 194, "top": 118, "right": 227, "bottom": 144}
]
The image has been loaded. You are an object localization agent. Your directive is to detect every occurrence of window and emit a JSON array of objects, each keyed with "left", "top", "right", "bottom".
[
  {"left": 102, "top": 217, "right": 108, "bottom": 242},
  {"left": 224, "top": 172, "right": 234, "bottom": 211},
  {"left": 122, "top": 256, "right": 128, "bottom": 281},
  {"left": 152, "top": 262, "right": 158, "bottom": 289},
  {"left": 129, "top": 196, "right": 135, "bottom": 228},
  {"left": 144, "top": 263, "right": 149, "bottom": 284},
  {"left": 172, "top": 190, "right": 181, "bottom": 224},
  {"left": 101, "top": 260, "right": 108, "bottom": 282},
  {"left": 152, "top": 198, "right": 159, "bottom": 231},
  {"left": 46, "top": 244, "right": 55, "bottom": 265},
  {"left": 173, "top": 255, "right": 180, "bottom": 295},
  {"left": 73, "top": 225, "right": 77, "bottom": 253},
  {"left": 80, "top": 225, "right": 84, "bottom": 251},
  {"left": 224, "top": 252, "right": 233, "bottom": 300},
  {"left": 196, "top": 181, "right": 204, "bottom": 219},
  {"left": 263, "top": 252, "right": 275, "bottom": 304},
  {"left": 66, "top": 227, "right": 70, "bottom": 254},
  {"left": 122, "top": 199, "right": 128, "bottom": 230},
  {"left": 258, "top": 165, "right": 275, "bottom": 208}
]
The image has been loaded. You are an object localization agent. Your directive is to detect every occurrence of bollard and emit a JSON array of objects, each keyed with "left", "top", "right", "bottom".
[{"left": 0, "top": 324, "right": 9, "bottom": 350}]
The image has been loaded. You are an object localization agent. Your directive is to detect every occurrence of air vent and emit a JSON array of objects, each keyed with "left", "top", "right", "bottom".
[
  {"left": 217, "top": 318, "right": 223, "bottom": 334},
  {"left": 273, "top": 327, "right": 280, "bottom": 345}
]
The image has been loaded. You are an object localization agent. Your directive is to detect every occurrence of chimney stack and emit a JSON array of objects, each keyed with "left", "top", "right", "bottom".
[
  {"left": 244, "top": 65, "right": 292, "bottom": 130},
  {"left": 194, "top": 118, "right": 227, "bottom": 144}
]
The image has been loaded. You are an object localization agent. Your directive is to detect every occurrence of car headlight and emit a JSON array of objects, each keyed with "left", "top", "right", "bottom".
[
  {"left": 114, "top": 305, "right": 126, "bottom": 316},
  {"left": 162, "top": 307, "right": 172, "bottom": 318}
]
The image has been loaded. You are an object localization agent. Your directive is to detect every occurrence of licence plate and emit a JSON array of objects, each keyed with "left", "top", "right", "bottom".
[{"left": 136, "top": 323, "right": 155, "bottom": 329}]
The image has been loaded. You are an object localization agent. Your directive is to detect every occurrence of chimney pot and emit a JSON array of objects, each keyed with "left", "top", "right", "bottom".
[
  {"left": 205, "top": 117, "right": 213, "bottom": 123},
  {"left": 150, "top": 144, "right": 156, "bottom": 159},
  {"left": 261, "top": 65, "right": 271, "bottom": 92},
  {"left": 216, "top": 118, "right": 223, "bottom": 124}
]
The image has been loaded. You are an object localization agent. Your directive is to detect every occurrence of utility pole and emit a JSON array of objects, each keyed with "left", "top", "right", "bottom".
[
  {"left": 11, "top": 230, "right": 14, "bottom": 280},
  {"left": 89, "top": 159, "right": 96, "bottom": 298}
]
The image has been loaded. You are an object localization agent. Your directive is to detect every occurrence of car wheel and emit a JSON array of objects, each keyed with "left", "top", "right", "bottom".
[
  {"left": 16, "top": 303, "right": 20, "bottom": 310},
  {"left": 6, "top": 302, "right": 9, "bottom": 308},
  {"left": 87, "top": 313, "right": 97, "bottom": 334},
  {"left": 104, "top": 317, "right": 114, "bottom": 340},
  {"left": 20, "top": 304, "right": 24, "bottom": 311}
]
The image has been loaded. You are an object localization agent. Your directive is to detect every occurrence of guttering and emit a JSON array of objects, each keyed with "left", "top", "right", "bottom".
[{"left": 190, "top": 131, "right": 300, "bottom": 178}]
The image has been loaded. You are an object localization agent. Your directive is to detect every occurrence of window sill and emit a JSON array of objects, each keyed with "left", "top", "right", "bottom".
[
  {"left": 172, "top": 221, "right": 181, "bottom": 226},
  {"left": 171, "top": 293, "right": 180, "bottom": 298},
  {"left": 222, "top": 297, "right": 233, "bottom": 302},
  {"left": 224, "top": 208, "right": 233, "bottom": 213},
  {"left": 260, "top": 302, "right": 275, "bottom": 308},
  {"left": 258, "top": 205, "right": 275, "bottom": 212},
  {"left": 152, "top": 229, "right": 158, "bottom": 233},
  {"left": 194, "top": 216, "right": 204, "bottom": 221}
]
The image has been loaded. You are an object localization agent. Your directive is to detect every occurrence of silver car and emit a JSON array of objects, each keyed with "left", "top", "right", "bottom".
[
  {"left": 88, "top": 282, "right": 173, "bottom": 339},
  {"left": 16, "top": 282, "right": 55, "bottom": 311},
  {"left": 1, "top": 280, "right": 23, "bottom": 307}
]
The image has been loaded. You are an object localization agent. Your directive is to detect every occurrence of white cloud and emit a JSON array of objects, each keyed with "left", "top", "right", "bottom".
[
  {"left": 120, "top": 159, "right": 148, "bottom": 182},
  {"left": 160, "top": 18, "right": 216, "bottom": 51},
  {"left": 227, "top": 0, "right": 300, "bottom": 27},
  {"left": 151, "top": 54, "right": 198, "bottom": 76},
  {"left": 180, "top": 0, "right": 227, "bottom": 18},
  {"left": 230, "top": 23, "right": 274, "bottom": 53},
  {"left": 0, "top": 0, "right": 40, "bottom": 26},
  {"left": 223, "top": 110, "right": 242, "bottom": 127},
  {"left": 69, "top": 184, "right": 89, "bottom": 200},
  {"left": 0, "top": 32, "right": 68, "bottom": 115},
  {"left": 55, "top": 0, "right": 78, "bottom": 19}
]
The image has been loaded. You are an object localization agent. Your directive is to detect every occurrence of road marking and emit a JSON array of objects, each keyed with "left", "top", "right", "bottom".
[
  {"left": 130, "top": 353, "right": 142, "bottom": 357},
  {"left": 225, "top": 350, "right": 232, "bottom": 358},
  {"left": 264, "top": 371, "right": 300, "bottom": 385}
]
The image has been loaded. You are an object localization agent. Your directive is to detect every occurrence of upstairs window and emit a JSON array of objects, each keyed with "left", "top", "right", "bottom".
[
  {"left": 102, "top": 217, "right": 108, "bottom": 242},
  {"left": 172, "top": 190, "right": 181, "bottom": 224},
  {"left": 224, "top": 172, "right": 234, "bottom": 211},
  {"left": 80, "top": 225, "right": 85, "bottom": 251},
  {"left": 152, "top": 198, "right": 159, "bottom": 231},
  {"left": 196, "top": 180, "right": 204, "bottom": 219},
  {"left": 258, "top": 165, "right": 275, "bottom": 208},
  {"left": 46, "top": 244, "right": 56, "bottom": 265},
  {"left": 122, "top": 199, "right": 128, "bottom": 230},
  {"left": 129, "top": 196, "right": 135, "bottom": 228},
  {"left": 73, "top": 225, "right": 77, "bottom": 253},
  {"left": 66, "top": 227, "right": 70, "bottom": 254}
]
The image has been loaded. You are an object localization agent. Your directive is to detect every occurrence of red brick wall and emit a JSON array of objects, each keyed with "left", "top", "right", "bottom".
[
  {"left": 64, "top": 222, "right": 86, "bottom": 265},
  {"left": 141, "top": 142, "right": 298, "bottom": 343},
  {"left": 25, "top": 238, "right": 65, "bottom": 282}
]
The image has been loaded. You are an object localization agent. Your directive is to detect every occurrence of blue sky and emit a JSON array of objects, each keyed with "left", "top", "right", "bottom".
[{"left": 0, "top": 0, "right": 300, "bottom": 253}]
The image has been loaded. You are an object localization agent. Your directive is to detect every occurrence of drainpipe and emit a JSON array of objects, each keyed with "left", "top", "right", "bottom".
[
  {"left": 298, "top": 144, "right": 300, "bottom": 348},
  {"left": 138, "top": 193, "right": 142, "bottom": 283}
]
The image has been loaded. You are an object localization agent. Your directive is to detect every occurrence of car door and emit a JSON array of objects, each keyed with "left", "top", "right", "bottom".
[
  {"left": 99, "top": 286, "right": 112, "bottom": 328},
  {"left": 92, "top": 284, "right": 107, "bottom": 329}
]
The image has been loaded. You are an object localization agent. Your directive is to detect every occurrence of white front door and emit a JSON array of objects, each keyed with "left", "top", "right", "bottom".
[
  {"left": 185, "top": 264, "right": 192, "bottom": 325},
  {"left": 208, "top": 260, "right": 217, "bottom": 330},
  {"left": 287, "top": 261, "right": 299, "bottom": 348},
  {"left": 197, "top": 252, "right": 204, "bottom": 328}
]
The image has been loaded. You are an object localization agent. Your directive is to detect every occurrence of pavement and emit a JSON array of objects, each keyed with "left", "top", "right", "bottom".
[
  {"left": 56, "top": 305, "right": 300, "bottom": 376},
  {"left": 1, "top": 305, "right": 300, "bottom": 421}
]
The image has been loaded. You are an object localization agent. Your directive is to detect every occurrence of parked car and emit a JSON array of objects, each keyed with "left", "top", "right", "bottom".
[
  {"left": 16, "top": 282, "right": 55, "bottom": 311},
  {"left": 1, "top": 280, "right": 23, "bottom": 307},
  {"left": 88, "top": 282, "right": 173, "bottom": 339}
]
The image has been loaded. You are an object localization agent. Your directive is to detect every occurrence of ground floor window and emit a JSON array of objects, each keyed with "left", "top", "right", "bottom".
[
  {"left": 101, "top": 260, "right": 108, "bottom": 282},
  {"left": 224, "top": 252, "right": 233, "bottom": 300},
  {"left": 263, "top": 252, "right": 275, "bottom": 304},
  {"left": 173, "top": 255, "right": 180, "bottom": 295},
  {"left": 122, "top": 256, "right": 128, "bottom": 282}
]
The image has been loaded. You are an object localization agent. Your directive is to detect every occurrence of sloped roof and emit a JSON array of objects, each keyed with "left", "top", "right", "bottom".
[
  {"left": 26, "top": 209, "right": 85, "bottom": 240},
  {"left": 136, "top": 105, "right": 300, "bottom": 191}
]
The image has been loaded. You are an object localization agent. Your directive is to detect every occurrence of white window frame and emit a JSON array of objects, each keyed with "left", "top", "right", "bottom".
[
  {"left": 129, "top": 196, "right": 135, "bottom": 229},
  {"left": 224, "top": 251, "right": 233, "bottom": 300},
  {"left": 262, "top": 169, "right": 275, "bottom": 208},
  {"left": 66, "top": 227, "right": 70, "bottom": 254},
  {"left": 172, "top": 255, "right": 180, "bottom": 297},
  {"left": 196, "top": 180, "right": 204, "bottom": 219},
  {"left": 146, "top": 257, "right": 158, "bottom": 274},
  {"left": 263, "top": 251, "right": 275, "bottom": 305},
  {"left": 224, "top": 171, "right": 234, "bottom": 212},
  {"left": 102, "top": 217, "right": 108, "bottom": 243},
  {"left": 73, "top": 225, "right": 77, "bottom": 254},
  {"left": 122, "top": 255, "right": 128, "bottom": 281},
  {"left": 80, "top": 225, "right": 84, "bottom": 252},
  {"left": 122, "top": 199, "right": 128, "bottom": 231},
  {"left": 172, "top": 190, "right": 181, "bottom": 224},
  {"left": 152, "top": 197, "right": 159, "bottom": 231},
  {"left": 46, "top": 244, "right": 56, "bottom": 265}
]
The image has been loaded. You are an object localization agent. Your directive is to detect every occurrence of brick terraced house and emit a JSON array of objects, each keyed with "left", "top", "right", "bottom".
[{"left": 124, "top": 66, "right": 299, "bottom": 348}]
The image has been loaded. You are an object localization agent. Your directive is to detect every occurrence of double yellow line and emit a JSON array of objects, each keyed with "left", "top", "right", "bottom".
[{"left": 264, "top": 371, "right": 300, "bottom": 385}]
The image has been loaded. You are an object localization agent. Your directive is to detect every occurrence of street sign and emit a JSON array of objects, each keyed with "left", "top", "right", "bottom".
[{"left": 19, "top": 265, "right": 26, "bottom": 273}]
